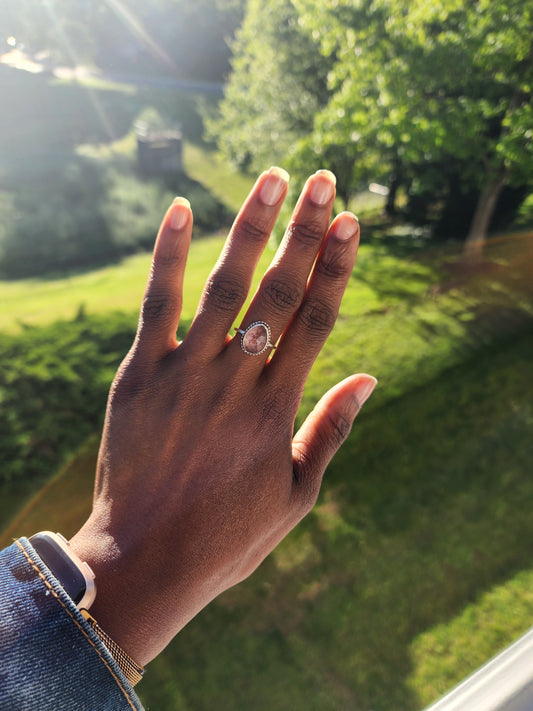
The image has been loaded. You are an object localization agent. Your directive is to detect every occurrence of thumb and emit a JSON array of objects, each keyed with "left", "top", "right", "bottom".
[{"left": 292, "top": 374, "right": 377, "bottom": 504}]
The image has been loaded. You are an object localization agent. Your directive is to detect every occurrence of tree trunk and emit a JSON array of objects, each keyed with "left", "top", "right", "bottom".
[
  {"left": 463, "top": 175, "right": 506, "bottom": 263},
  {"left": 385, "top": 173, "right": 399, "bottom": 216},
  {"left": 385, "top": 158, "right": 402, "bottom": 217}
]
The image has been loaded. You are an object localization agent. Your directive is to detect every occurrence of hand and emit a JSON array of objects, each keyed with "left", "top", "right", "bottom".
[{"left": 70, "top": 168, "right": 376, "bottom": 665}]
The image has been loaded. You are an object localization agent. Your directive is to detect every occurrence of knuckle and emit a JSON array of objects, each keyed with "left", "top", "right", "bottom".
[
  {"left": 110, "top": 358, "right": 152, "bottom": 409},
  {"left": 327, "top": 412, "right": 352, "bottom": 446},
  {"left": 287, "top": 219, "right": 325, "bottom": 247},
  {"left": 299, "top": 299, "right": 337, "bottom": 336},
  {"left": 296, "top": 487, "right": 319, "bottom": 517},
  {"left": 259, "top": 390, "right": 288, "bottom": 424},
  {"left": 156, "top": 250, "right": 182, "bottom": 270},
  {"left": 205, "top": 276, "right": 246, "bottom": 313},
  {"left": 233, "top": 217, "right": 270, "bottom": 244},
  {"left": 292, "top": 464, "right": 321, "bottom": 514},
  {"left": 260, "top": 277, "right": 301, "bottom": 313},
  {"left": 141, "top": 291, "right": 180, "bottom": 324},
  {"left": 315, "top": 245, "right": 351, "bottom": 280}
]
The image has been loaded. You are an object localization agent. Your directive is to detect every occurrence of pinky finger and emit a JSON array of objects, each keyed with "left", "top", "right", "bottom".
[{"left": 136, "top": 197, "right": 193, "bottom": 360}]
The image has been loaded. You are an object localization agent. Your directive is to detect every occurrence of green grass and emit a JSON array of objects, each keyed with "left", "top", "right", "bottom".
[
  {"left": 0, "top": 234, "right": 276, "bottom": 333},
  {"left": 4, "top": 330, "right": 532, "bottom": 710},
  {"left": 409, "top": 566, "right": 533, "bottom": 704},
  {"left": 2, "top": 230, "right": 532, "bottom": 710},
  {"left": 183, "top": 143, "right": 255, "bottom": 215}
]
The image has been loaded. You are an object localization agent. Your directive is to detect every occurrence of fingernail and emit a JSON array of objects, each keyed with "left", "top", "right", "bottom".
[
  {"left": 260, "top": 166, "right": 290, "bottom": 206},
  {"left": 169, "top": 197, "right": 191, "bottom": 230},
  {"left": 309, "top": 170, "right": 336, "bottom": 206},
  {"left": 334, "top": 212, "right": 359, "bottom": 241},
  {"left": 354, "top": 375, "right": 377, "bottom": 408}
]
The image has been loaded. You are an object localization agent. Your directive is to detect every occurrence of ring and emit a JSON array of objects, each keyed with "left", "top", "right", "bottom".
[{"left": 234, "top": 321, "right": 276, "bottom": 356}]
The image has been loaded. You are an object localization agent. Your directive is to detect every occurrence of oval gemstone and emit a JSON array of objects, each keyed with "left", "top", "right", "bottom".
[{"left": 243, "top": 324, "right": 268, "bottom": 354}]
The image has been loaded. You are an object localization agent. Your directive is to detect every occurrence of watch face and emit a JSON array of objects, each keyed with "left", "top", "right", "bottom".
[{"left": 30, "top": 533, "right": 88, "bottom": 605}]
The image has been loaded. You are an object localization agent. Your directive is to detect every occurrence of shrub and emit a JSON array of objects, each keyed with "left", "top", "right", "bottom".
[{"left": 0, "top": 312, "right": 135, "bottom": 485}]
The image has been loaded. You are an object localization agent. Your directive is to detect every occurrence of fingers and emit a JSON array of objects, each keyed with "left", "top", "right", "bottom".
[
  {"left": 269, "top": 211, "right": 360, "bottom": 384},
  {"left": 228, "top": 169, "right": 338, "bottom": 364},
  {"left": 184, "top": 167, "right": 290, "bottom": 358},
  {"left": 291, "top": 374, "right": 377, "bottom": 511},
  {"left": 135, "top": 198, "right": 192, "bottom": 359}
]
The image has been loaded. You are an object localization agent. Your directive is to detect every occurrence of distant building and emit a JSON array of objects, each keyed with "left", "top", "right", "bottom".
[{"left": 135, "top": 122, "right": 183, "bottom": 175}]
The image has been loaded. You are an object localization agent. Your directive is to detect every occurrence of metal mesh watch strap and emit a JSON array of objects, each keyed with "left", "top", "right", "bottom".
[{"left": 81, "top": 609, "right": 145, "bottom": 686}]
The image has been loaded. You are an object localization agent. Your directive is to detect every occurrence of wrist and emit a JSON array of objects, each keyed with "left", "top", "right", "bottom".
[
  {"left": 69, "top": 524, "right": 166, "bottom": 666},
  {"left": 29, "top": 529, "right": 146, "bottom": 683}
]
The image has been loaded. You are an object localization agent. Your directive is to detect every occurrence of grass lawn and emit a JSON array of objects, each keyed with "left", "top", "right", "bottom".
[
  {"left": 0, "top": 233, "right": 276, "bottom": 333},
  {"left": 1, "top": 227, "right": 532, "bottom": 710}
]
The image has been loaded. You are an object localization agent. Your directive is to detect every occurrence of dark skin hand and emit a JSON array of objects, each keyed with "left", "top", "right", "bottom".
[{"left": 70, "top": 168, "right": 376, "bottom": 666}]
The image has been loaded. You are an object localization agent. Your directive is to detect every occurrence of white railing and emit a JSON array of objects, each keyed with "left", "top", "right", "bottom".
[{"left": 423, "top": 627, "right": 533, "bottom": 711}]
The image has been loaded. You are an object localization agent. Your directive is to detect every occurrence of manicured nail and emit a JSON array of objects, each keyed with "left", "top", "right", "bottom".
[
  {"left": 309, "top": 170, "right": 336, "bottom": 205},
  {"left": 169, "top": 197, "right": 191, "bottom": 230},
  {"left": 354, "top": 375, "right": 377, "bottom": 408},
  {"left": 334, "top": 212, "right": 359, "bottom": 241},
  {"left": 260, "top": 166, "right": 290, "bottom": 206}
]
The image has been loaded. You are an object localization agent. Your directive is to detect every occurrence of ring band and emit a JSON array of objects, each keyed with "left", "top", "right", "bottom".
[{"left": 235, "top": 321, "right": 276, "bottom": 356}]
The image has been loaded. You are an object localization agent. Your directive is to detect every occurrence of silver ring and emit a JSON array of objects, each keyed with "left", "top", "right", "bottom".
[{"left": 234, "top": 321, "right": 276, "bottom": 356}]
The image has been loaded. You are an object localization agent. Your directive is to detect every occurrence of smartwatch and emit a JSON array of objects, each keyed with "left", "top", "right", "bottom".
[
  {"left": 27, "top": 531, "right": 145, "bottom": 685},
  {"left": 29, "top": 531, "right": 96, "bottom": 609}
]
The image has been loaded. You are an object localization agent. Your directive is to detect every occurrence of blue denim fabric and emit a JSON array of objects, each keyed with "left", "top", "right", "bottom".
[{"left": 0, "top": 538, "right": 144, "bottom": 711}]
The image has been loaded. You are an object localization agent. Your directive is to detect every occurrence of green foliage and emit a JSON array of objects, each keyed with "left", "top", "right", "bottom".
[
  {"left": 298, "top": 0, "right": 533, "bottom": 234},
  {"left": 0, "top": 151, "right": 231, "bottom": 278},
  {"left": 0, "top": 157, "right": 118, "bottom": 278},
  {"left": 0, "top": 70, "right": 235, "bottom": 278},
  {"left": 0, "top": 312, "right": 135, "bottom": 486},
  {"left": 212, "top": 0, "right": 533, "bottom": 237},
  {"left": 206, "top": 0, "right": 330, "bottom": 172}
]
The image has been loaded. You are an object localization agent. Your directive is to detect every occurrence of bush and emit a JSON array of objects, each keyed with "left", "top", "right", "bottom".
[
  {"left": 0, "top": 153, "right": 232, "bottom": 278},
  {"left": 0, "top": 158, "right": 118, "bottom": 278},
  {"left": 0, "top": 312, "right": 136, "bottom": 485}
]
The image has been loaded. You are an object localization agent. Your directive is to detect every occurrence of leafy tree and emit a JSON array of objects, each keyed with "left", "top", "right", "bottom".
[
  {"left": 294, "top": 0, "right": 533, "bottom": 253},
  {"left": 0, "top": 313, "right": 135, "bottom": 486},
  {"left": 212, "top": 0, "right": 532, "bottom": 250},
  {"left": 206, "top": 0, "right": 330, "bottom": 173}
]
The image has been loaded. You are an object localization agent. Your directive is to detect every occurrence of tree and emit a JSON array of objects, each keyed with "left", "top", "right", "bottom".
[
  {"left": 212, "top": 0, "right": 532, "bottom": 251},
  {"left": 206, "top": 0, "right": 330, "bottom": 173},
  {"left": 294, "top": 0, "right": 533, "bottom": 254}
]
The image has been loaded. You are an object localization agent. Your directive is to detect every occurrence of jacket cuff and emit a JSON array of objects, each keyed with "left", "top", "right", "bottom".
[{"left": 0, "top": 538, "right": 144, "bottom": 711}]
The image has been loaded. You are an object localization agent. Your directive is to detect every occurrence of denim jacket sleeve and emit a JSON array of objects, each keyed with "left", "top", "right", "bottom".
[{"left": 0, "top": 538, "right": 144, "bottom": 711}]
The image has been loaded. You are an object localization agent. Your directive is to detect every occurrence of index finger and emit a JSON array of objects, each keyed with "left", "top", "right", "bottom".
[{"left": 135, "top": 197, "right": 193, "bottom": 360}]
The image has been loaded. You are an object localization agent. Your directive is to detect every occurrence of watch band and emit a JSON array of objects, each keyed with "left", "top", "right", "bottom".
[
  {"left": 81, "top": 609, "right": 145, "bottom": 686},
  {"left": 29, "top": 531, "right": 145, "bottom": 686}
]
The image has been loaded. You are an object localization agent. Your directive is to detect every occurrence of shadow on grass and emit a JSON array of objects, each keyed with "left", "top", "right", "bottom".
[
  {"left": 2, "top": 325, "right": 531, "bottom": 710},
  {"left": 353, "top": 222, "right": 447, "bottom": 309},
  {"left": 136, "top": 331, "right": 533, "bottom": 711}
]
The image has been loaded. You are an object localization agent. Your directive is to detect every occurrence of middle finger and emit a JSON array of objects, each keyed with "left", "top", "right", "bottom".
[{"left": 229, "top": 170, "right": 337, "bottom": 363}]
